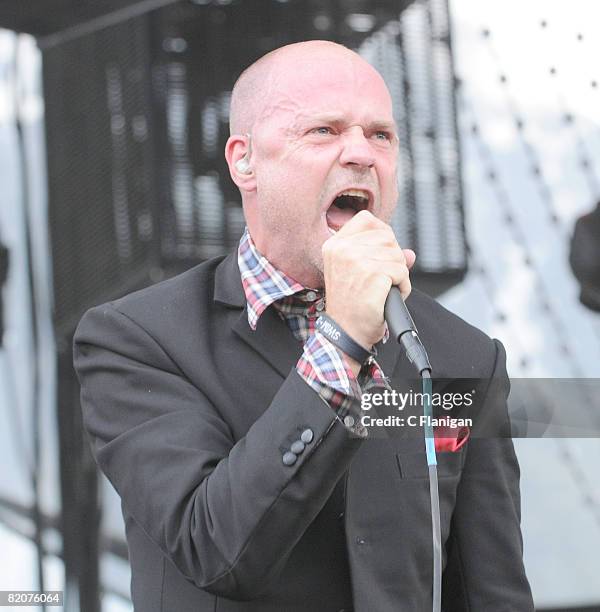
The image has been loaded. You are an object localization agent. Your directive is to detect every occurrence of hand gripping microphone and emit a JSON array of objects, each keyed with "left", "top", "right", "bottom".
[{"left": 384, "top": 287, "right": 431, "bottom": 375}]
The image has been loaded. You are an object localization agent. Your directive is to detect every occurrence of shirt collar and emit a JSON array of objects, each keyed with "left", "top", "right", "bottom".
[
  {"left": 237, "top": 227, "right": 387, "bottom": 344},
  {"left": 238, "top": 227, "right": 322, "bottom": 329}
]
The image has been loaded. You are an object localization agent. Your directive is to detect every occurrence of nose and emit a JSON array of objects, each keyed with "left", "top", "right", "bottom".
[{"left": 339, "top": 127, "right": 375, "bottom": 168}]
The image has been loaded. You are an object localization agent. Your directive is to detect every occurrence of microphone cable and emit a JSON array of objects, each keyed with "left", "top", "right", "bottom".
[
  {"left": 385, "top": 288, "right": 441, "bottom": 612},
  {"left": 422, "top": 369, "right": 442, "bottom": 612}
]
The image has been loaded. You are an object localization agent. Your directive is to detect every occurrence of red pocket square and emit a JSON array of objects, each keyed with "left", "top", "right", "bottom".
[{"left": 434, "top": 425, "right": 470, "bottom": 452}]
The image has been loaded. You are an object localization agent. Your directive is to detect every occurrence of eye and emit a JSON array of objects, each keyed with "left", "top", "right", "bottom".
[
  {"left": 311, "top": 126, "right": 335, "bottom": 136},
  {"left": 373, "top": 130, "right": 393, "bottom": 142}
]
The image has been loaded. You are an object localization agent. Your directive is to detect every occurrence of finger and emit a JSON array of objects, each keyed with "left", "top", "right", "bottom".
[
  {"left": 384, "top": 263, "right": 410, "bottom": 289},
  {"left": 357, "top": 261, "right": 409, "bottom": 289},
  {"left": 396, "top": 277, "right": 412, "bottom": 300},
  {"left": 349, "top": 246, "right": 407, "bottom": 263},
  {"left": 373, "top": 263, "right": 411, "bottom": 299},
  {"left": 335, "top": 210, "right": 389, "bottom": 236},
  {"left": 331, "top": 229, "right": 399, "bottom": 250},
  {"left": 403, "top": 249, "right": 416, "bottom": 269}
]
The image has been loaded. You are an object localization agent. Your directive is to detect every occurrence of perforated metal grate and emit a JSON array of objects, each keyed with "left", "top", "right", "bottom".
[{"left": 44, "top": 14, "right": 160, "bottom": 338}]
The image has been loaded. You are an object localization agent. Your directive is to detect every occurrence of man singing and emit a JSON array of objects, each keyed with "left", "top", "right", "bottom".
[{"left": 74, "top": 40, "right": 533, "bottom": 611}]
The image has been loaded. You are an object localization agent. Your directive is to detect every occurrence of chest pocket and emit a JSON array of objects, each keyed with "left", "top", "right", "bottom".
[{"left": 396, "top": 446, "right": 466, "bottom": 479}]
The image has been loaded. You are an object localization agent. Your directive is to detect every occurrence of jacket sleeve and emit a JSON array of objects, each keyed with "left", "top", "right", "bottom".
[
  {"left": 73, "top": 302, "right": 363, "bottom": 600},
  {"left": 442, "top": 340, "right": 535, "bottom": 610}
]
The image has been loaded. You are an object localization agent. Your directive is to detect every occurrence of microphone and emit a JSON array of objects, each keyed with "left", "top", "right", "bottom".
[{"left": 384, "top": 287, "right": 431, "bottom": 375}]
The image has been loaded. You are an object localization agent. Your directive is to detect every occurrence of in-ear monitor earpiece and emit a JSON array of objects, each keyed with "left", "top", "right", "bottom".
[
  {"left": 236, "top": 156, "right": 251, "bottom": 173},
  {"left": 235, "top": 133, "right": 253, "bottom": 174}
]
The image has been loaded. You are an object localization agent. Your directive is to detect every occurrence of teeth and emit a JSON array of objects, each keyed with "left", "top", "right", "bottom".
[{"left": 338, "top": 189, "right": 369, "bottom": 200}]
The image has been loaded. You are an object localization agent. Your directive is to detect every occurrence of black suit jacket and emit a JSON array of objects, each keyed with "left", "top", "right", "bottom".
[{"left": 73, "top": 251, "right": 534, "bottom": 611}]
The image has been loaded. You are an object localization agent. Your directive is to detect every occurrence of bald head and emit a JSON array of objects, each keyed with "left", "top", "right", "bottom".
[{"left": 229, "top": 40, "right": 383, "bottom": 135}]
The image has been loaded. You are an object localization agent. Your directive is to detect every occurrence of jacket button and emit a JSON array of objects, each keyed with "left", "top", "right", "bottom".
[
  {"left": 290, "top": 440, "right": 305, "bottom": 454},
  {"left": 300, "top": 428, "right": 314, "bottom": 444},
  {"left": 282, "top": 451, "right": 297, "bottom": 466},
  {"left": 355, "top": 537, "right": 365, "bottom": 546}
]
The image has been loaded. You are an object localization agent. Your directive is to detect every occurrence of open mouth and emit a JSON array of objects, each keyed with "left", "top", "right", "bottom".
[{"left": 325, "top": 189, "right": 371, "bottom": 232}]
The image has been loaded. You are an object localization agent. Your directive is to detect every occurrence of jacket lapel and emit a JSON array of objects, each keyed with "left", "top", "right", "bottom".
[
  {"left": 214, "top": 251, "right": 303, "bottom": 379},
  {"left": 232, "top": 308, "right": 303, "bottom": 379}
]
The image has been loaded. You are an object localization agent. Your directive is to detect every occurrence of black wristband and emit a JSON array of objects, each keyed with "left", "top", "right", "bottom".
[{"left": 315, "top": 314, "right": 376, "bottom": 365}]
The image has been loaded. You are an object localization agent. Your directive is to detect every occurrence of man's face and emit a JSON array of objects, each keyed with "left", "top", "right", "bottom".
[{"left": 247, "top": 51, "right": 399, "bottom": 288}]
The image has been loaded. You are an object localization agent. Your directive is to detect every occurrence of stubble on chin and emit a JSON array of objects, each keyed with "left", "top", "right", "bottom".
[{"left": 307, "top": 253, "right": 325, "bottom": 289}]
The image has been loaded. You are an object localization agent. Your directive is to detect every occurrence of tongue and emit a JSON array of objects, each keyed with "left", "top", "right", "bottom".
[{"left": 326, "top": 203, "right": 356, "bottom": 230}]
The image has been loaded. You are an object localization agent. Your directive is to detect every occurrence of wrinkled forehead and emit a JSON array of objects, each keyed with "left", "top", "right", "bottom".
[{"left": 256, "top": 51, "right": 395, "bottom": 131}]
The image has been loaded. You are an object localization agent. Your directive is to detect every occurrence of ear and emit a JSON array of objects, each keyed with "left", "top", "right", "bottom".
[{"left": 225, "top": 134, "right": 256, "bottom": 191}]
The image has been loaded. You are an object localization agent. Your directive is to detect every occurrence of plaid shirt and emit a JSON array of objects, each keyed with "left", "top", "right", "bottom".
[{"left": 238, "top": 228, "right": 390, "bottom": 422}]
